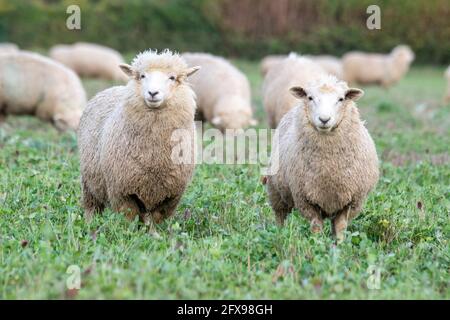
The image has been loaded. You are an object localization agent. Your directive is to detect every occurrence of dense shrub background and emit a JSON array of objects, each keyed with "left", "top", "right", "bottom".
[{"left": 0, "top": 0, "right": 449, "bottom": 63}]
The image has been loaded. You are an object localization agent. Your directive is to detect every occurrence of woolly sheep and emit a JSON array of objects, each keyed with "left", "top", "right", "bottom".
[
  {"left": 49, "top": 42, "right": 128, "bottom": 82},
  {"left": 262, "top": 54, "right": 325, "bottom": 128},
  {"left": 78, "top": 49, "right": 200, "bottom": 224},
  {"left": 182, "top": 52, "right": 257, "bottom": 130},
  {"left": 0, "top": 51, "right": 86, "bottom": 130},
  {"left": 0, "top": 43, "right": 19, "bottom": 54},
  {"left": 445, "top": 66, "right": 450, "bottom": 103},
  {"left": 342, "top": 45, "right": 415, "bottom": 87},
  {"left": 266, "top": 75, "right": 379, "bottom": 242}
]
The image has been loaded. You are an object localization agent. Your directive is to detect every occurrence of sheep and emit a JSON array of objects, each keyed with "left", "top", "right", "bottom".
[
  {"left": 266, "top": 75, "right": 379, "bottom": 242},
  {"left": 342, "top": 45, "right": 415, "bottom": 87},
  {"left": 445, "top": 66, "right": 450, "bottom": 103},
  {"left": 0, "top": 43, "right": 19, "bottom": 54},
  {"left": 78, "top": 49, "right": 200, "bottom": 225},
  {"left": 49, "top": 42, "right": 128, "bottom": 82},
  {"left": 262, "top": 54, "right": 325, "bottom": 128},
  {"left": 182, "top": 52, "right": 257, "bottom": 130},
  {"left": 0, "top": 51, "right": 86, "bottom": 130}
]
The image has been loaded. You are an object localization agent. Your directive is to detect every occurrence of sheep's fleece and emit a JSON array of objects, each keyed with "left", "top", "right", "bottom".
[
  {"left": 263, "top": 54, "right": 325, "bottom": 128},
  {"left": 342, "top": 45, "right": 415, "bottom": 87},
  {"left": 78, "top": 49, "right": 199, "bottom": 224},
  {"left": 0, "top": 51, "right": 86, "bottom": 130},
  {"left": 261, "top": 54, "right": 343, "bottom": 79},
  {"left": 49, "top": 42, "right": 128, "bottom": 82},
  {"left": 182, "top": 52, "right": 255, "bottom": 130}
]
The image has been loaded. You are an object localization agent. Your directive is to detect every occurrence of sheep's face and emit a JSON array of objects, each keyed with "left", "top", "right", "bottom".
[
  {"left": 212, "top": 97, "right": 258, "bottom": 131},
  {"left": 120, "top": 64, "right": 200, "bottom": 109},
  {"left": 53, "top": 109, "right": 82, "bottom": 131},
  {"left": 392, "top": 46, "right": 415, "bottom": 65},
  {"left": 290, "top": 84, "right": 364, "bottom": 133}
]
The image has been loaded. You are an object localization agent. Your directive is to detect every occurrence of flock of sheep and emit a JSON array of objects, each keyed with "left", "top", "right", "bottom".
[{"left": 0, "top": 41, "right": 449, "bottom": 243}]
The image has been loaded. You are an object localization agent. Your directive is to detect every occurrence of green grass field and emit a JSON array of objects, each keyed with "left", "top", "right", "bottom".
[{"left": 0, "top": 62, "right": 449, "bottom": 299}]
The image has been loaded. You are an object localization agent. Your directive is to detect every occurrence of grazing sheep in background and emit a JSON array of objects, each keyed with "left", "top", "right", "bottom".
[
  {"left": 0, "top": 51, "right": 86, "bottom": 130},
  {"left": 266, "top": 75, "right": 379, "bottom": 242},
  {"left": 260, "top": 54, "right": 286, "bottom": 77},
  {"left": 78, "top": 49, "right": 200, "bottom": 225},
  {"left": 445, "top": 66, "right": 450, "bottom": 103},
  {"left": 183, "top": 52, "right": 257, "bottom": 130},
  {"left": 0, "top": 43, "right": 19, "bottom": 54},
  {"left": 342, "top": 45, "right": 415, "bottom": 87},
  {"left": 263, "top": 54, "right": 325, "bottom": 128},
  {"left": 49, "top": 42, "right": 128, "bottom": 82}
]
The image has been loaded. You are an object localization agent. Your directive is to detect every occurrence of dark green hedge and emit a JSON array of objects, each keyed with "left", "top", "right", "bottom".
[{"left": 1, "top": 0, "right": 449, "bottom": 64}]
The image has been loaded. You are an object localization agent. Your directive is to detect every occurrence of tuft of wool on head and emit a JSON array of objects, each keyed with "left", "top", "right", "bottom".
[
  {"left": 286, "top": 53, "right": 314, "bottom": 65},
  {"left": 131, "top": 49, "right": 188, "bottom": 74}
]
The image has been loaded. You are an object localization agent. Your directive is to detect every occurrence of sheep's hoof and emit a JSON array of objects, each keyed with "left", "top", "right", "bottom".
[
  {"left": 261, "top": 176, "right": 268, "bottom": 185},
  {"left": 310, "top": 220, "right": 323, "bottom": 233},
  {"left": 142, "top": 214, "right": 152, "bottom": 226},
  {"left": 152, "top": 211, "right": 164, "bottom": 224},
  {"left": 275, "top": 215, "right": 286, "bottom": 226},
  {"left": 84, "top": 210, "right": 94, "bottom": 224},
  {"left": 335, "top": 232, "right": 345, "bottom": 244}
]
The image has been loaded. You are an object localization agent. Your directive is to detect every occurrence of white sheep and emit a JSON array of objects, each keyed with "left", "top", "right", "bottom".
[
  {"left": 182, "top": 52, "right": 257, "bottom": 130},
  {"left": 266, "top": 75, "right": 379, "bottom": 242},
  {"left": 263, "top": 54, "right": 325, "bottom": 128},
  {"left": 49, "top": 42, "right": 128, "bottom": 82},
  {"left": 0, "top": 51, "right": 86, "bottom": 130},
  {"left": 342, "top": 45, "right": 415, "bottom": 87},
  {"left": 78, "top": 49, "right": 200, "bottom": 224}
]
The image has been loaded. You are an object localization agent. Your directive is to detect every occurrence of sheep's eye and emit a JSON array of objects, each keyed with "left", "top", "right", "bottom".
[
  {"left": 338, "top": 97, "right": 344, "bottom": 102},
  {"left": 169, "top": 76, "right": 176, "bottom": 81},
  {"left": 308, "top": 96, "right": 313, "bottom": 101},
  {"left": 140, "top": 74, "right": 145, "bottom": 79}
]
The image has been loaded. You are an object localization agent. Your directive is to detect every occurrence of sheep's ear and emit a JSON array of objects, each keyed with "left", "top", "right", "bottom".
[
  {"left": 186, "top": 66, "right": 201, "bottom": 77},
  {"left": 249, "top": 118, "right": 258, "bottom": 126},
  {"left": 211, "top": 116, "right": 222, "bottom": 126},
  {"left": 119, "top": 64, "right": 134, "bottom": 77},
  {"left": 290, "top": 86, "right": 307, "bottom": 99},
  {"left": 345, "top": 88, "right": 364, "bottom": 101}
]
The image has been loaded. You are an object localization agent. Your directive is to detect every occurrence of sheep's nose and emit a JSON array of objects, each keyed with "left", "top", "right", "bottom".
[
  {"left": 319, "top": 116, "right": 330, "bottom": 124},
  {"left": 148, "top": 91, "right": 159, "bottom": 98}
]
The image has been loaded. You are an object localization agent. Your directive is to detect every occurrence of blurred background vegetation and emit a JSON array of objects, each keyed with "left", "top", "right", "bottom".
[{"left": 0, "top": 0, "right": 449, "bottom": 64}]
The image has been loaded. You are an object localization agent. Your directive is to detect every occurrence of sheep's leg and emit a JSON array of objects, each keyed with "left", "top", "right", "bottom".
[
  {"left": 333, "top": 199, "right": 364, "bottom": 243},
  {"left": 296, "top": 199, "right": 324, "bottom": 233},
  {"left": 266, "top": 182, "right": 292, "bottom": 226},
  {"left": 82, "top": 181, "right": 104, "bottom": 223},
  {"left": 332, "top": 210, "right": 349, "bottom": 244},
  {"left": 111, "top": 197, "right": 141, "bottom": 222},
  {"left": 153, "top": 195, "right": 182, "bottom": 223}
]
